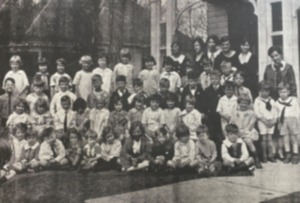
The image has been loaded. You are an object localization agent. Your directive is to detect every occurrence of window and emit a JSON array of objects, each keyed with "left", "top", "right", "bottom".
[{"left": 270, "top": 1, "right": 283, "bottom": 53}]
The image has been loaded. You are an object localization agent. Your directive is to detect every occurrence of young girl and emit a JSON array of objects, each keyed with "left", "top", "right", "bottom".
[
  {"left": 108, "top": 99, "right": 128, "bottom": 142},
  {"left": 96, "top": 126, "right": 122, "bottom": 171},
  {"left": 120, "top": 121, "right": 151, "bottom": 172},
  {"left": 73, "top": 55, "right": 93, "bottom": 101},
  {"left": 73, "top": 98, "right": 90, "bottom": 135},
  {"left": 164, "top": 93, "right": 180, "bottom": 140},
  {"left": 92, "top": 54, "right": 113, "bottom": 93},
  {"left": 113, "top": 48, "right": 135, "bottom": 93},
  {"left": 65, "top": 128, "right": 83, "bottom": 170},
  {"left": 3, "top": 55, "right": 29, "bottom": 97},
  {"left": 179, "top": 95, "right": 202, "bottom": 141},
  {"left": 139, "top": 55, "right": 160, "bottom": 95},
  {"left": 31, "top": 98, "right": 52, "bottom": 140},
  {"left": 26, "top": 79, "right": 49, "bottom": 114},
  {"left": 128, "top": 95, "right": 146, "bottom": 128},
  {"left": 231, "top": 95, "right": 261, "bottom": 169},
  {"left": 254, "top": 81, "right": 277, "bottom": 162},
  {"left": 6, "top": 98, "right": 32, "bottom": 133},
  {"left": 234, "top": 71, "right": 253, "bottom": 103},
  {"left": 142, "top": 94, "right": 166, "bottom": 142}
]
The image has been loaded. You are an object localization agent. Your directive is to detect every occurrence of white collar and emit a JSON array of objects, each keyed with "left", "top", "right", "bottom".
[
  {"left": 272, "top": 61, "right": 286, "bottom": 71},
  {"left": 24, "top": 142, "right": 39, "bottom": 150},
  {"left": 207, "top": 49, "right": 221, "bottom": 58},
  {"left": 239, "top": 52, "right": 252, "bottom": 64},
  {"left": 170, "top": 54, "right": 185, "bottom": 64},
  {"left": 223, "top": 138, "right": 243, "bottom": 147}
]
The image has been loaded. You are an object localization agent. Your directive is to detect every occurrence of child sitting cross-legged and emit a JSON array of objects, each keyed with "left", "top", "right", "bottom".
[
  {"left": 65, "top": 128, "right": 83, "bottom": 170},
  {"left": 221, "top": 124, "right": 255, "bottom": 174}
]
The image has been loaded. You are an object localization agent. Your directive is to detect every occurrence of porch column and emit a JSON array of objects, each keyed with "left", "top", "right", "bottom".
[
  {"left": 150, "top": 0, "right": 161, "bottom": 69},
  {"left": 166, "top": 0, "right": 176, "bottom": 56}
]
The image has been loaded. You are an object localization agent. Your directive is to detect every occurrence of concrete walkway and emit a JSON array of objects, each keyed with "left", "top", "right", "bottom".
[{"left": 86, "top": 162, "right": 300, "bottom": 203}]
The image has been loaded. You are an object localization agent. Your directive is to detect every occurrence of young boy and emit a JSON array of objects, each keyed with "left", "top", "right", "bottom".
[
  {"left": 50, "top": 58, "right": 72, "bottom": 98},
  {"left": 50, "top": 76, "right": 77, "bottom": 116},
  {"left": 127, "top": 78, "right": 148, "bottom": 108},
  {"left": 275, "top": 82, "right": 300, "bottom": 164},
  {"left": 109, "top": 75, "right": 130, "bottom": 111},
  {"left": 157, "top": 78, "right": 178, "bottom": 109},
  {"left": 35, "top": 57, "right": 50, "bottom": 96},
  {"left": 87, "top": 74, "right": 110, "bottom": 109},
  {"left": 221, "top": 124, "right": 254, "bottom": 174},
  {"left": 0, "top": 78, "right": 18, "bottom": 127},
  {"left": 220, "top": 59, "right": 235, "bottom": 86},
  {"left": 160, "top": 56, "right": 181, "bottom": 94},
  {"left": 93, "top": 54, "right": 113, "bottom": 93},
  {"left": 26, "top": 79, "right": 49, "bottom": 114},
  {"left": 128, "top": 95, "right": 146, "bottom": 128},
  {"left": 199, "top": 58, "right": 213, "bottom": 90},
  {"left": 216, "top": 81, "right": 237, "bottom": 137}
]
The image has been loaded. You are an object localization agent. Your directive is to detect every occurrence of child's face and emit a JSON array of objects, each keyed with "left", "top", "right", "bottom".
[
  {"left": 179, "top": 135, "right": 189, "bottom": 144},
  {"left": 59, "top": 82, "right": 69, "bottom": 92},
  {"left": 197, "top": 132, "right": 208, "bottom": 144},
  {"left": 135, "top": 101, "right": 143, "bottom": 110},
  {"left": 121, "top": 56, "right": 129, "bottom": 64},
  {"left": 225, "top": 87, "right": 234, "bottom": 98},
  {"left": 185, "top": 102, "right": 194, "bottom": 112},
  {"left": 27, "top": 136, "right": 36, "bottom": 146},
  {"left": 150, "top": 100, "right": 159, "bottom": 110},
  {"left": 160, "top": 86, "right": 169, "bottom": 93},
  {"left": 39, "top": 65, "right": 47, "bottom": 73},
  {"left": 61, "top": 101, "right": 71, "bottom": 111},
  {"left": 279, "top": 88, "right": 290, "bottom": 100},
  {"left": 96, "top": 101, "right": 105, "bottom": 110},
  {"left": 117, "top": 81, "right": 126, "bottom": 91},
  {"left": 203, "top": 65, "right": 212, "bottom": 73},
  {"left": 88, "top": 136, "right": 97, "bottom": 146},
  {"left": 221, "top": 40, "right": 230, "bottom": 52},
  {"left": 46, "top": 132, "right": 56, "bottom": 144},
  {"left": 57, "top": 64, "right": 65, "bottom": 74},
  {"left": 10, "top": 61, "right": 20, "bottom": 71},
  {"left": 239, "top": 100, "right": 250, "bottom": 111},
  {"left": 33, "top": 85, "right": 43, "bottom": 95},
  {"left": 69, "top": 133, "right": 78, "bottom": 146},
  {"left": 234, "top": 74, "right": 244, "bottom": 87},
  {"left": 16, "top": 103, "right": 25, "bottom": 114},
  {"left": 105, "top": 133, "right": 115, "bottom": 144},
  {"left": 15, "top": 129, "right": 25, "bottom": 141},
  {"left": 77, "top": 107, "right": 85, "bottom": 114},
  {"left": 240, "top": 42, "right": 250, "bottom": 54},
  {"left": 157, "top": 134, "right": 167, "bottom": 144},
  {"left": 166, "top": 100, "right": 175, "bottom": 109},
  {"left": 92, "top": 78, "right": 102, "bottom": 90},
  {"left": 132, "top": 127, "right": 142, "bottom": 141},
  {"left": 164, "top": 64, "right": 172, "bottom": 72},
  {"left": 260, "top": 89, "right": 270, "bottom": 99},
  {"left": 227, "top": 132, "right": 238, "bottom": 143},
  {"left": 221, "top": 63, "right": 231, "bottom": 75},
  {"left": 36, "top": 105, "right": 47, "bottom": 115},
  {"left": 270, "top": 51, "right": 282, "bottom": 65},
  {"left": 188, "top": 78, "right": 197, "bottom": 88},
  {"left": 98, "top": 58, "right": 107, "bottom": 68},
  {"left": 114, "top": 102, "right": 123, "bottom": 112},
  {"left": 133, "top": 85, "right": 142, "bottom": 93},
  {"left": 5, "top": 81, "right": 15, "bottom": 93},
  {"left": 81, "top": 61, "right": 91, "bottom": 71},
  {"left": 211, "top": 75, "right": 220, "bottom": 86},
  {"left": 145, "top": 61, "right": 154, "bottom": 70}
]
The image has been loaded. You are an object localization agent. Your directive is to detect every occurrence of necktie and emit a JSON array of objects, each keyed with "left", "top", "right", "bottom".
[
  {"left": 51, "top": 144, "right": 57, "bottom": 157},
  {"left": 265, "top": 99, "right": 272, "bottom": 111},
  {"left": 278, "top": 99, "right": 292, "bottom": 123},
  {"left": 64, "top": 111, "right": 68, "bottom": 132},
  {"left": 8, "top": 93, "right": 11, "bottom": 115}
]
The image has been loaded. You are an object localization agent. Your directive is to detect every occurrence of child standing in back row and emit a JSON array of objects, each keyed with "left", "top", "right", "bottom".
[{"left": 92, "top": 54, "right": 113, "bottom": 93}]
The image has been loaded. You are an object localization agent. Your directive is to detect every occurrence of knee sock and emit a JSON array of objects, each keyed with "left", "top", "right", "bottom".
[
  {"left": 261, "top": 139, "right": 267, "bottom": 158},
  {"left": 292, "top": 142, "right": 299, "bottom": 154}
]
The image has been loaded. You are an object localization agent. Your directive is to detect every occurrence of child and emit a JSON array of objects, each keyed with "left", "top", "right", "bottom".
[
  {"left": 108, "top": 99, "right": 128, "bottom": 141},
  {"left": 0, "top": 78, "right": 18, "bottom": 127},
  {"left": 234, "top": 71, "right": 253, "bottom": 102},
  {"left": 3, "top": 55, "right": 29, "bottom": 97},
  {"left": 160, "top": 56, "right": 181, "bottom": 94},
  {"left": 139, "top": 55, "right": 160, "bottom": 95},
  {"left": 65, "top": 128, "right": 83, "bottom": 169},
  {"left": 87, "top": 74, "right": 110, "bottom": 109},
  {"left": 73, "top": 98, "right": 90, "bottom": 135},
  {"left": 199, "top": 58, "right": 213, "bottom": 90},
  {"left": 6, "top": 98, "right": 32, "bottom": 132},
  {"left": 12, "top": 131, "right": 40, "bottom": 173},
  {"left": 80, "top": 130, "right": 101, "bottom": 171},
  {"left": 73, "top": 55, "right": 93, "bottom": 101},
  {"left": 39, "top": 127, "right": 68, "bottom": 169},
  {"left": 120, "top": 121, "right": 152, "bottom": 172},
  {"left": 254, "top": 81, "right": 277, "bottom": 162},
  {"left": 157, "top": 78, "right": 178, "bottom": 109},
  {"left": 96, "top": 126, "right": 122, "bottom": 171},
  {"left": 191, "top": 125, "right": 219, "bottom": 176},
  {"left": 92, "top": 54, "right": 113, "bottom": 93},
  {"left": 150, "top": 127, "right": 174, "bottom": 172},
  {"left": 275, "top": 82, "right": 300, "bottom": 164},
  {"left": 167, "top": 124, "right": 195, "bottom": 170},
  {"left": 53, "top": 95, "right": 76, "bottom": 146},
  {"left": 26, "top": 79, "right": 49, "bottom": 114},
  {"left": 127, "top": 78, "right": 148, "bottom": 108},
  {"left": 11, "top": 123, "right": 29, "bottom": 165},
  {"left": 0, "top": 137, "right": 15, "bottom": 184},
  {"left": 216, "top": 81, "right": 238, "bottom": 136},
  {"left": 181, "top": 71, "right": 205, "bottom": 113},
  {"left": 221, "top": 124, "right": 255, "bottom": 174},
  {"left": 164, "top": 93, "right": 181, "bottom": 140},
  {"left": 113, "top": 48, "right": 135, "bottom": 93},
  {"left": 89, "top": 98, "right": 110, "bottom": 141},
  {"left": 34, "top": 57, "right": 50, "bottom": 96},
  {"left": 109, "top": 75, "right": 130, "bottom": 111},
  {"left": 31, "top": 98, "right": 52, "bottom": 140},
  {"left": 231, "top": 95, "right": 261, "bottom": 168},
  {"left": 179, "top": 95, "right": 202, "bottom": 141},
  {"left": 142, "top": 94, "right": 166, "bottom": 142},
  {"left": 50, "top": 76, "right": 77, "bottom": 116},
  {"left": 128, "top": 95, "right": 146, "bottom": 128},
  {"left": 50, "top": 58, "right": 72, "bottom": 98},
  {"left": 220, "top": 59, "right": 235, "bottom": 86}
]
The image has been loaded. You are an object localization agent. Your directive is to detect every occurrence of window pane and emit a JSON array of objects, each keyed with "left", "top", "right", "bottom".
[
  {"left": 271, "top": 2, "right": 282, "bottom": 32},
  {"left": 272, "top": 35, "right": 283, "bottom": 54}
]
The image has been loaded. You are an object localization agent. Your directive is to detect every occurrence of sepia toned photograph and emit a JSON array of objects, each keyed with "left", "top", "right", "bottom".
[{"left": 0, "top": 0, "right": 300, "bottom": 202}]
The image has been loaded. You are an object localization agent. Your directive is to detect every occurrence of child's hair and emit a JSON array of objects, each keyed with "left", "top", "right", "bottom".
[
  {"left": 56, "top": 58, "right": 66, "bottom": 67},
  {"left": 101, "top": 126, "right": 116, "bottom": 142},
  {"left": 68, "top": 128, "right": 81, "bottom": 140},
  {"left": 210, "top": 70, "right": 221, "bottom": 78},
  {"left": 234, "top": 70, "right": 245, "bottom": 79},
  {"left": 193, "top": 37, "right": 205, "bottom": 49},
  {"left": 133, "top": 94, "right": 146, "bottom": 106},
  {"left": 9, "top": 55, "right": 22, "bottom": 66},
  {"left": 41, "top": 127, "right": 55, "bottom": 139},
  {"left": 206, "top": 35, "right": 219, "bottom": 45},
  {"left": 225, "top": 124, "right": 239, "bottom": 134},
  {"left": 224, "top": 81, "right": 235, "bottom": 90},
  {"left": 278, "top": 82, "right": 290, "bottom": 91},
  {"left": 142, "top": 55, "right": 156, "bottom": 68},
  {"left": 159, "top": 78, "right": 170, "bottom": 88},
  {"left": 187, "top": 70, "right": 198, "bottom": 80},
  {"left": 202, "top": 57, "right": 212, "bottom": 67},
  {"left": 92, "top": 74, "right": 102, "bottom": 82},
  {"left": 133, "top": 78, "right": 143, "bottom": 87},
  {"left": 0, "top": 137, "right": 12, "bottom": 168},
  {"left": 196, "top": 125, "right": 209, "bottom": 135},
  {"left": 258, "top": 81, "right": 272, "bottom": 92},
  {"left": 175, "top": 124, "right": 190, "bottom": 139},
  {"left": 220, "top": 35, "right": 230, "bottom": 44},
  {"left": 73, "top": 98, "right": 87, "bottom": 111},
  {"left": 114, "top": 98, "right": 123, "bottom": 106},
  {"left": 163, "top": 56, "right": 174, "bottom": 67},
  {"left": 185, "top": 95, "right": 196, "bottom": 105},
  {"left": 14, "top": 98, "right": 30, "bottom": 113},
  {"left": 25, "top": 130, "right": 37, "bottom": 140},
  {"left": 154, "top": 126, "right": 168, "bottom": 139},
  {"left": 32, "top": 78, "right": 45, "bottom": 87},
  {"left": 129, "top": 121, "right": 145, "bottom": 137},
  {"left": 220, "top": 59, "right": 232, "bottom": 67},
  {"left": 148, "top": 94, "right": 161, "bottom": 105},
  {"left": 59, "top": 76, "right": 70, "bottom": 85},
  {"left": 85, "top": 129, "right": 98, "bottom": 139},
  {"left": 4, "top": 77, "right": 15, "bottom": 85},
  {"left": 34, "top": 98, "right": 49, "bottom": 113},
  {"left": 237, "top": 94, "right": 251, "bottom": 104},
  {"left": 166, "top": 92, "right": 178, "bottom": 105},
  {"left": 116, "top": 75, "right": 127, "bottom": 83},
  {"left": 61, "top": 95, "right": 71, "bottom": 104},
  {"left": 120, "top": 48, "right": 131, "bottom": 60},
  {"left": 268, "top": 46, "right": 282, "bottom": 57},
  {"left": 98, "top": 53, "right": 109, "bottom": 64},
  {"left": 13, "top": 122, "right": 28, "bottom": 134},
  {"left": 38, "top": 57, "right": 48, "bottom": 66},
  {"left": 79, "top": 55, "right": 93, "bottom": 66}
]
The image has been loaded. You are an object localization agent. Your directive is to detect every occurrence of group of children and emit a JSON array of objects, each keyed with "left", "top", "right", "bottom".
[{"left": 0, "top": 42, "right": 299, "bottom": 184}]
